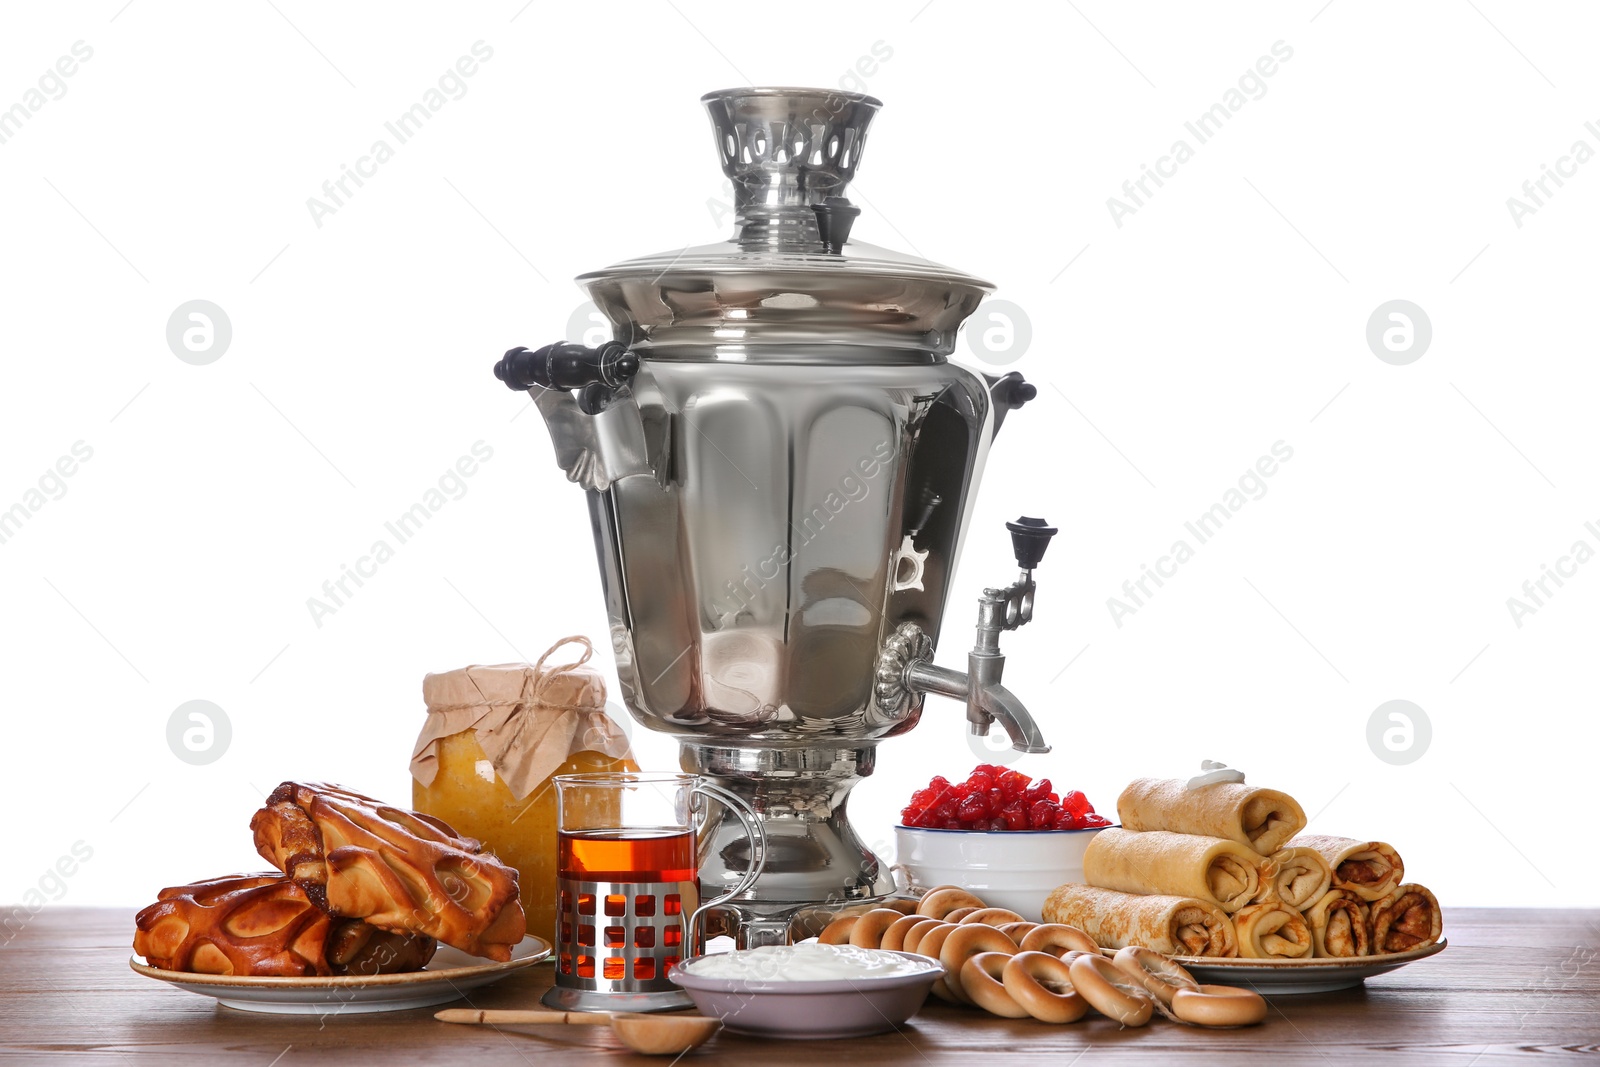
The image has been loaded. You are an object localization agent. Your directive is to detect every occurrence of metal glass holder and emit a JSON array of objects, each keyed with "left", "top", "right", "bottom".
[{"left": 542, "top": 780, "right": 765, "bottom": 1013}]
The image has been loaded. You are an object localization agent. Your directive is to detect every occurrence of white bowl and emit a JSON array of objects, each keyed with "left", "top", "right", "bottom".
[
  {"left": 668, "top": 951, "right": 943, "bottom": 1039},
  {"left": 893, "top": 824, "right": 1110, "bottom": 922}
]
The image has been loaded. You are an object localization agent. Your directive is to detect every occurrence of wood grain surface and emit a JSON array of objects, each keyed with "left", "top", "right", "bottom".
[{"left": 2, "top": 908, "right": 1596, "bottom": 1065}]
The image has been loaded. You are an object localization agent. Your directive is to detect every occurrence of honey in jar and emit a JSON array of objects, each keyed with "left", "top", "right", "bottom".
[{"left": 410, "top": 638, "right": 636, "bottom": 945}]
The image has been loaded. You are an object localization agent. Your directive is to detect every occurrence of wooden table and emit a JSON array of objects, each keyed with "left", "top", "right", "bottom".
[{"left": 3, "top": 908, "right": 1596, "bottom": 1065}]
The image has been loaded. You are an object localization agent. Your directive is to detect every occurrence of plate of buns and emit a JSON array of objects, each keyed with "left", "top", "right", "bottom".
[{"left": 130, "top": 782, "right": 547, "bottom": 1013}]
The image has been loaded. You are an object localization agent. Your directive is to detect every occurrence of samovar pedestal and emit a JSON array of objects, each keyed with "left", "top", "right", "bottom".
[{"left": 679, "top": 742, "right": 899, "bottom": 945}]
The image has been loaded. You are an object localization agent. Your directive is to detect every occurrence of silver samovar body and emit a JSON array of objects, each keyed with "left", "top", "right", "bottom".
[{"left": 496, "top": 88, "right": 1057, "bottom": 943}]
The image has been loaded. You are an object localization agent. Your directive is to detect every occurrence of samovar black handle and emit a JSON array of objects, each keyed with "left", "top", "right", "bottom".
[
  {"left": 494, "top": 341, "right": 640, "bottom": 413},
  {"left": 983, "top": 371, "right": 1036, "bottom": 439}
]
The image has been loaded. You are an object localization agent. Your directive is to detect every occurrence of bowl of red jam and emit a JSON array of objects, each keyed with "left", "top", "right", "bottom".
[{"left": 894, "top": 765, "right": 1113, "bottom": 922}]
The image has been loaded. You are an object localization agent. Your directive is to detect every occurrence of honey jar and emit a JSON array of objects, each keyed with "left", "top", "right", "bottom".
[{"left": 411, "top": 637, "right": 636, "bottom": 945}]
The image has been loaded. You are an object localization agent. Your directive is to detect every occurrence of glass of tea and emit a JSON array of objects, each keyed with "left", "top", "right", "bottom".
[{"left": 543, "top": 771, "right": 766, "bottom": 1012}]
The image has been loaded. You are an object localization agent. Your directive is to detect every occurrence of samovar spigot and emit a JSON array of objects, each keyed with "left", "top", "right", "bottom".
[{"left": 879, "top": 517, "right": 1058, "bottom": 754}]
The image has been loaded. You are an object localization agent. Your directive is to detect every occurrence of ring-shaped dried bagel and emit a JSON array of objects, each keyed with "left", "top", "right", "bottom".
[
  {"left": 959, "top": 907, "right": 1026, "bottom": 927},
  {"left": 939, "top": 924, "right": 1019, "bottom": 1004},
  {"left": 881, "top": 912, "right": 933, "bottom": 952},
  {"left": 1171, "top": 983, "right": 1268, "bottom": 1028},
  {"left": 913, "top": 922, "right": 964, "bottom": 1002},
  {"left": 1068, "top": 952, "right": 1155, "bottom": 1027},
  {"left": 1001, "top": 950, "right": 1090, "bottom": 1024},
  {"left": 961, "top": 951, "right": 1031, "bottom": 1018},
  {"left": 942, "top": 906, "right": 980, "bottom": 923},
  {"left": 900, "top": 918, "right": 951, "bottom": 956},
  {"left": 1019, "top": 923, "right": 1099, "bottom": 957},
  {"left": 916, "top": 887, "right": 986, "bottom": 920},
  {"left": 848, "top": 908, "right": 906, "bottom": 949},
  {"left": 997, "top": 921, "right": 1039, "bottom": 942},
  {"left": 1111, "top": 945, "right": 1200, "bottom": 1006},
  {"left": 817, "top": 915, "right": 857, "bottom": 945}
]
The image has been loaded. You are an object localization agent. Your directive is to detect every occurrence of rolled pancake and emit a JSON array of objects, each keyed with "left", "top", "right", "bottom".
[
  {"left": 1041, "top": 883, "right": 1236, "bottom": 958},
  {"left": 1255, "top": 846, "right": 1333, "bottom": 909},
  {"left": 1369, "top": 883, "right": 1441, "bottom": 953},
  {"left": 1290, "top": 835, "right": 1403, "bottom": 902},
  {"left": 1117, "top": 778, "right": 1306, "bottom": 854},
  {"left": 1303, "top": 888, "right": 1370, "bottom": 958},
  {"left": 1083, "top": 828, "right": 1261, "bottom": 913},
  {"left": 1232, "top": 900, "right": 1313, "bottom": 959}
]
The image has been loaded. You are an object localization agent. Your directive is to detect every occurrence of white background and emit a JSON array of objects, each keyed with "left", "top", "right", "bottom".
[{"left": 3, "top": 0, "right": 1596, "bottom": 911}]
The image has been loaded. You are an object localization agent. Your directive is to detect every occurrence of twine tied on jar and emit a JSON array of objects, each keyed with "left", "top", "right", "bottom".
[{"left": 411, "top": 636, "right": 634, "bottom": 800}]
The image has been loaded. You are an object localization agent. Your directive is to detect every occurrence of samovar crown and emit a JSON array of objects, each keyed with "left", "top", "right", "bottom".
[{"left": 699, "top": 86, "right": 880, "bottom": 253}]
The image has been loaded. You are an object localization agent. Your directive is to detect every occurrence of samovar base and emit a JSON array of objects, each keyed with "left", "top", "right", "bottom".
[
  {"left": 700, "top": 895, "right": 921, "bottom": 948},
  {"left": 679, "top": 741, "right": 900, "bottom": 944}
]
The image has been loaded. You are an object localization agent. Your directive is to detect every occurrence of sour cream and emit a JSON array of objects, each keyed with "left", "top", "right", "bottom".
[
  {"left": 678, "top": 942, "right": 930, "bottom": 981},
  {"left": 1187, "top": 759, "right": 1246, "bottom": 790}
]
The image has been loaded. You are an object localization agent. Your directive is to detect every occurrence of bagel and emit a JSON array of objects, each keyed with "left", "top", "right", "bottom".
[
  {"left": 938, "top": 924, "right": 1019, "bottom": 1003},
  {"left": 881, "top": 912, "right": 932, "bottom": 952},
  {"left": 914, "top": 922, "right": 964, "bottom": 1002},
  {"left": 1019, "top": 923, "right": 1099, "bottom": 957},
  {"left": 900, "top": 918, "right": 950, "bottom": 956},
  {"left": 1002, "top": 950, "right": 1090, "bottom": 1024},
  {"left": 960, "top": 952, "right": 1030, "bottom": 1018},
  {"left": 1171, "top": 983, "right": 1268, "bottom": 1028},
  {"left": 943, "top": 906, "right": 980, "bottom": 923},
  {"left": 959, "top": 907, "right": 1026, "bottom": 927},
  {"left": 847, "top": 908, "right": 905, "bottom": 949},
  {"left": 817, "top": 915, "right": 857, "bottom": 945},
  {"left": 1112, "top": 945, "right": 1199, "bottom": 1007},
  {"left": 1068, "top": 952, "right": 1155, "bottom": 1026},
  {"left": 916, "top": 887, "right": 987, "bottom": 920},
  {"left": 997, "top": 921, "right": 1039, "bottom": 942}
]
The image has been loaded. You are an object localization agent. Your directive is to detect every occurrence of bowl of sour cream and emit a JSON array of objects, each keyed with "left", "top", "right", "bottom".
[{"left": 668, "top": 942, "right": 943, "bottom": 1039}]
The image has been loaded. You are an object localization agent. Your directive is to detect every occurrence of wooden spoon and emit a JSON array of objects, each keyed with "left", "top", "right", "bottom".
[{"left": 435, "top": 1008, "right": 719, "bottom": 1055}]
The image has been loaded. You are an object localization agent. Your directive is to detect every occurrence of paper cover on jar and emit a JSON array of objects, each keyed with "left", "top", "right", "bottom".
[{"left": 410, "top": 636, "right": 633, "bottom": 800}]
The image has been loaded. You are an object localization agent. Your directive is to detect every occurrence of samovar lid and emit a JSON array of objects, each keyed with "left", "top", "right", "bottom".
[{"left": 578, "top": 87, "right": 994, "bottom": 361}]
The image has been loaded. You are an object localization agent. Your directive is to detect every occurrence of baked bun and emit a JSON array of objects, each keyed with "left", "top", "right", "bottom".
[
  {"left": 250, "top": 781, "right": 525, "bottom": 961},
  {"left": 133, "top": 873, "right": 436, "bottom": 976}
]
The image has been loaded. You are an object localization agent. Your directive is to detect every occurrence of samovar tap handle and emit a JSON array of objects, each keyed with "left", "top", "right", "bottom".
[{"left": 876, "top": 516, "right": 1057, "bottom": 754}]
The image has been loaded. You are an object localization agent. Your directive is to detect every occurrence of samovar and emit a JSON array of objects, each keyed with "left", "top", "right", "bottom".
[{"left": 494, "top": 87, "right": 1057, "bottom": 945}]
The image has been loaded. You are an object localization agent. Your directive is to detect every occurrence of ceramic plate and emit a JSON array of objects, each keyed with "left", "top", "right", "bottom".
[
  {"left": 129, "top": 935, "right": 551, "bottom": 1014},
  {"left": 1172, "top": 939, "right": 1446, "bottom": 995}
]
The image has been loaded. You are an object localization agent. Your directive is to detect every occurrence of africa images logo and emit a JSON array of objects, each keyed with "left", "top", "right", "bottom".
[
  {"left": 305, "top": 42, "right": 494, "bottom": 228},
  {"left": 1106, "top": 41, "right": 1294, "bottom": 228}
]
